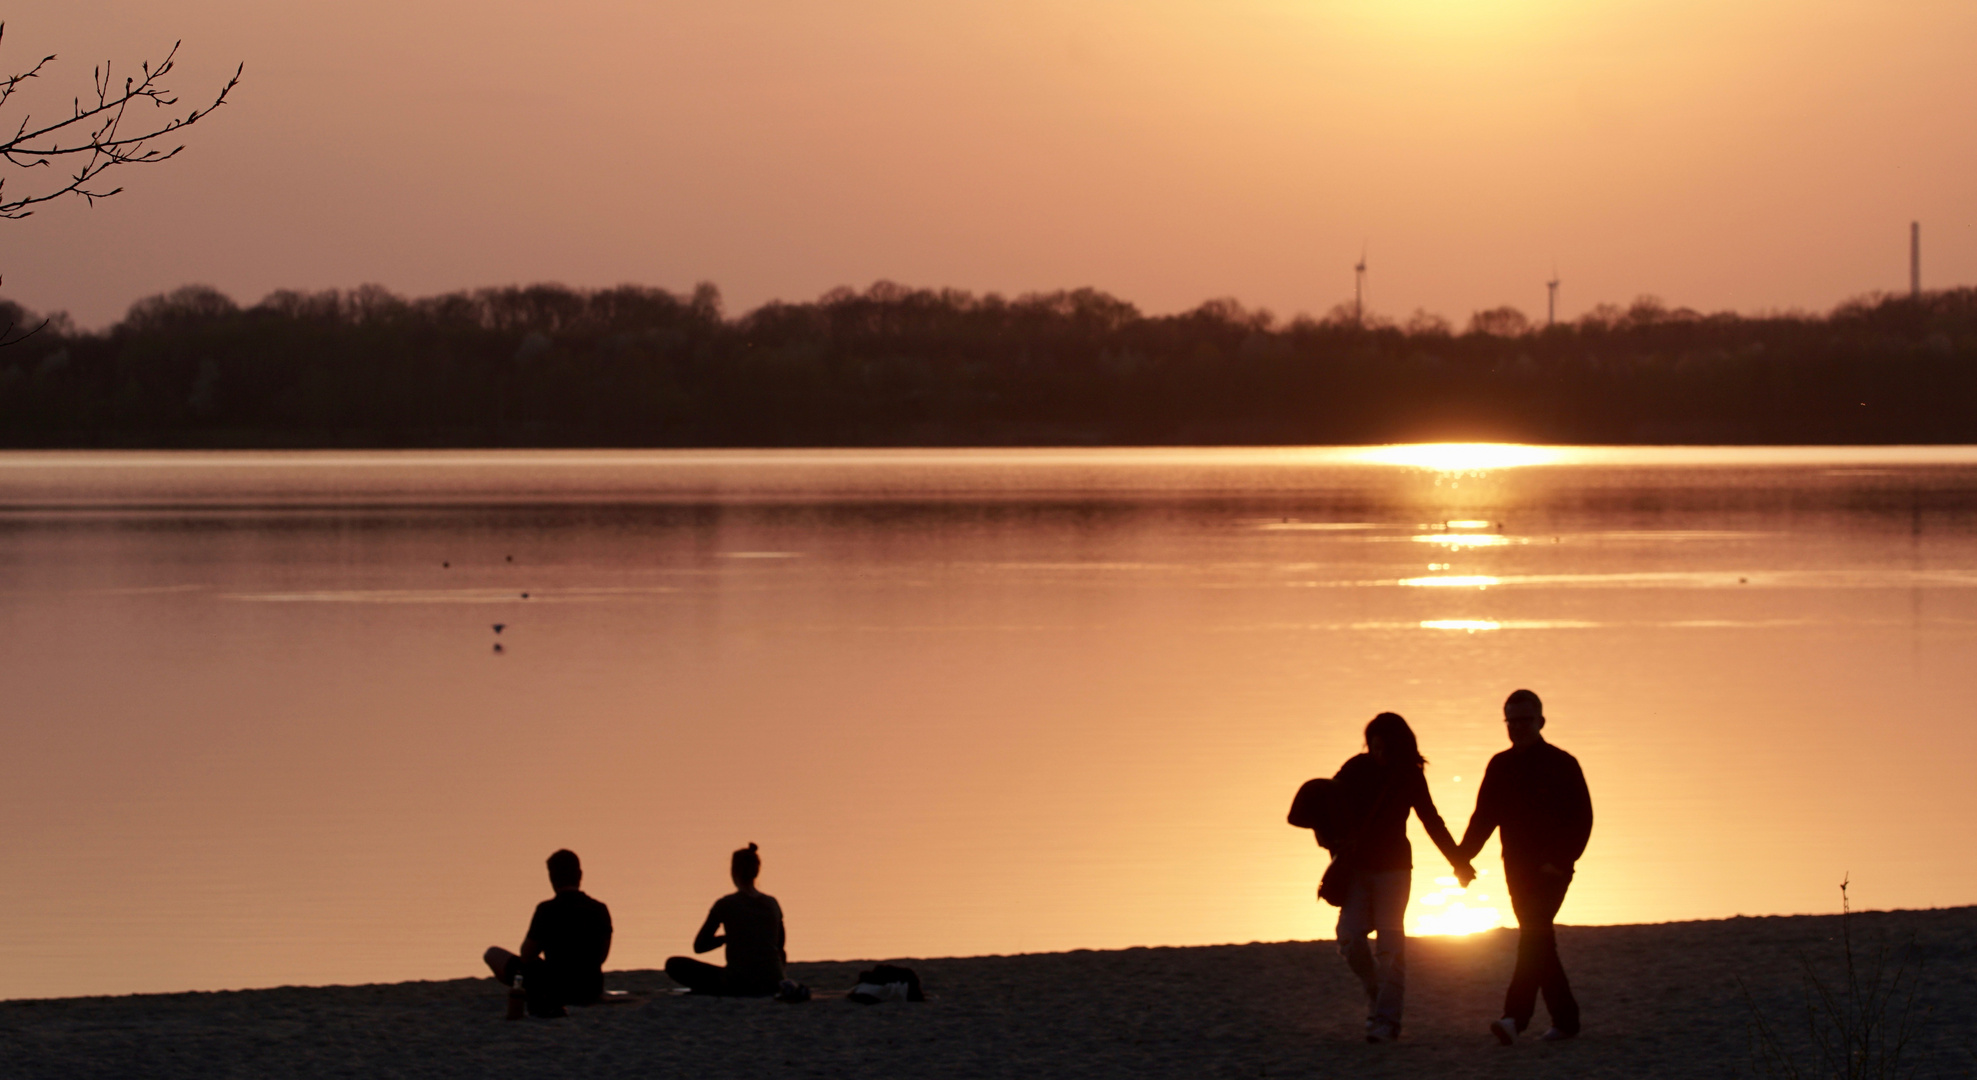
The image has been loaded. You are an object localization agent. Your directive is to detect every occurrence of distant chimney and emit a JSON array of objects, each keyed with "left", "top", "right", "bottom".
[{"left": 1911, "top": 221, "right": 1920, "bottom": 300}]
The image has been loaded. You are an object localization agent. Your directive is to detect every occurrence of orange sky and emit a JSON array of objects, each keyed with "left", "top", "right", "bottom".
[{"left": 5, "top": 1, "right": 1973, "bottom": 328}]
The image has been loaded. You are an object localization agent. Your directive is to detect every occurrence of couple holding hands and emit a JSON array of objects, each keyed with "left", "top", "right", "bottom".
[{"left": 1316, "top": 689, "right": 1592, "bottom": 1046}]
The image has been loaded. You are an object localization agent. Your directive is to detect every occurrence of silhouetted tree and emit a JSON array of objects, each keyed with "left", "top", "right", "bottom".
[
  {"left": 5, "top": 279, "right": 1977, "bottom": 448},
  {"left": 0, "top": 23, "right": 240, "bottom": 220},
  {"left": 1467, "top": 306, "right": 1531, "bottom": 337},
  {"left": 1403, "top": 309, "right": 1453, "bottom": 337},
  {"left": 0, "top": 23, "right": 239, "bottom": 346}
]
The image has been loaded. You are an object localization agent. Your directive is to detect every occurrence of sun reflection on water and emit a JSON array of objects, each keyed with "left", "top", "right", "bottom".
[
  {"left": 1419, "top": 619, "right": 1500, "bottom": 632},
  {"left": 1352, "top": 443, "right": 1568, "bottom": 471},
  {"left": 1399, "top": 574, "right": 1501, "bottom": 588},
  {"left": 1413, "top": 533, "right": 1513, "bottom": 549},
  {"left": 1410, "top": 872, "right": 1503, "bottom": 936}
]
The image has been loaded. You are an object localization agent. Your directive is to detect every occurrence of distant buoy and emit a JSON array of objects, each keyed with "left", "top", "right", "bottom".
[
  {"left": 493, "top": 623, "right": 506, "bottom": 634},
  {"left": 442, "top": 561, "right": 450, "bottom": 568},
  {"left": 493, "top": 642, "right": 504, "bottom": 654},
  {"left": 521, "top": 592, "right": 530, "bottom": 599}
]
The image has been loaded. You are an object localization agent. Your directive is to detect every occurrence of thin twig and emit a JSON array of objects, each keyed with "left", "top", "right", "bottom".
[{"left": 0, "top": 23, "right": 240, "bottom": 219}]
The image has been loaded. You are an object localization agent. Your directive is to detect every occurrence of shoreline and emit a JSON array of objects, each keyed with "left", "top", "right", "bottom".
[
  {"left": 10, "top": 904, "right": 1969, "bottom": 1007},
  {"left": 6, "top": 907, "right": 1972, "bottom": 1078}
]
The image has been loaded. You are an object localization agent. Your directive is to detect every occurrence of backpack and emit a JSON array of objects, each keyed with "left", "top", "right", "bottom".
[
  {"left": 1287, "top": 777, "right": 1341, "bottom": 850},
  {"left": 1294, "top": 763, "right": 1401, "bottom": 906},
  {"left": 848, "top": 964, "right": 924, "bottom": 1004}
]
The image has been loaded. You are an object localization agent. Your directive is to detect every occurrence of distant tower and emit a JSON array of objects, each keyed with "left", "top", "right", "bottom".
[
  {"left": 1910, "top": 221, "right": 1921, "bottom": 300},
  {"left": 1354, "top": 246, "right": 1367, "bottom": 326},
  {"left": 1546, "top": 269, "right": 1560, "bottom": 328}
]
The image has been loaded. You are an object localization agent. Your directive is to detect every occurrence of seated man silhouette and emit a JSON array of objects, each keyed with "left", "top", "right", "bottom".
[
  {"left": 483, "top": 848, "right": 613, "bottom": 1017},
  {"left": 665, "top": 842, "right": 786, "bottom": 996}
]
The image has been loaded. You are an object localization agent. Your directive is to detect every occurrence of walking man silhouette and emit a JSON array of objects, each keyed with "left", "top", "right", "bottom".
[{"left": 1457, "top": 689, "right": 1593, "bottom": 1044}]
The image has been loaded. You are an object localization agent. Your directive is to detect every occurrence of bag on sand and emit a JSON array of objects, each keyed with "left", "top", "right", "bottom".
[
  {"left": 849, "top": 964, "right": 924, "bottom": 1004},
  {"left": 1287, "top": 777, "right": 1341, "bottom": 849}
]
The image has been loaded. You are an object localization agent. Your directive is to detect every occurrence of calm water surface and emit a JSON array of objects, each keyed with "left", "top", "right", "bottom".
[{"left": 4, "top": 446, "right": 1976, "bottom": 999}]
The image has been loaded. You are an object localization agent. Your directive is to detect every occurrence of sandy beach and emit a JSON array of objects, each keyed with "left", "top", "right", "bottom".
[{"left": 4, "top": 906, "right": 1972, "bottom": 1079}]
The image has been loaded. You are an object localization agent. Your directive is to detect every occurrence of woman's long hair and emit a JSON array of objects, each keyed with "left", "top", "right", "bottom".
[{"left": 1365, "top": 711, "right": 1427, "bottom": 768}]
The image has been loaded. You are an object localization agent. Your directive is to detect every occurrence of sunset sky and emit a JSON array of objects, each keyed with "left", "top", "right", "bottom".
[{"left": 5, "top": 1, "right": 1973, "bottom": 329}]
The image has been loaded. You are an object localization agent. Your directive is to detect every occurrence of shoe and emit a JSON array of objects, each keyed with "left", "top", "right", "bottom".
[
  {"left": 1490, "top": 1017, "right": 1518, "bottom": 1045},
  {"left": 1365, "top": 1021, "right": 1400, "bottom": 1044},
  {"left": 1539, "top": 1027, "right": 1578, "bottom": 1042},
  {"left": 774, "top": 979, "right": 811, "bottom": 1004}
]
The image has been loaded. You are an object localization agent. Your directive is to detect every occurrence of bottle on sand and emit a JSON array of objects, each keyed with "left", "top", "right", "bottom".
[{"left": 506, "top": 970, "right": 527, "bottom": 1021}]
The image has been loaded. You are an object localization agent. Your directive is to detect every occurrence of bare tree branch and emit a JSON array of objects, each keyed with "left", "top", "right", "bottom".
[
  {"left": 0, "top": 22, "right": 242, "bottom": 220},
  {"left": 0, "top": 275, "right": 49, "bottom": 347}
]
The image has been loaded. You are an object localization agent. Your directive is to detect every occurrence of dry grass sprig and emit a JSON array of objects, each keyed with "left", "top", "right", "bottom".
[{"left": 1740, "top": 876, "right": 1929, "bottom": 1080}]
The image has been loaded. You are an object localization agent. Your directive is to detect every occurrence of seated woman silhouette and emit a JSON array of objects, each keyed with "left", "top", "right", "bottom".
[{"left": 664, "top": 842, "right": 786, "bottom": 996}]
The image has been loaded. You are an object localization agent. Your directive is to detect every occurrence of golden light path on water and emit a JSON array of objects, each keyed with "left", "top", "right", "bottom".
[
  {"left": 1347, "top": 442, "right": 1573, "bottom": 470},
  {"left": 1419, "top": 620, "right": 1502, "bottom": 632},
  {"left": 1373, "top": 447, "right": 1545, "bottom": 935},
  {"left": 1320, "top": 449, "right": 1495, "bottom": 935},
  {"left": 1415, "top": 534, "right": 1514, "bottom": 549},
  {"left": 1318, "top": 437, "right": 1598, "bottom": 940},
  {"left": 1400, "top": 575, "right": 1503, "bottom": 588}
]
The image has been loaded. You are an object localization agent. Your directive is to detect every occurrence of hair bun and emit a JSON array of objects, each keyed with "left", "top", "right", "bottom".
[{"left": 747, "top": 842, "right": 759, "bottom": 853}]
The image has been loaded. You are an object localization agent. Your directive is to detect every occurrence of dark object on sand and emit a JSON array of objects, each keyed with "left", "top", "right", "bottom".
[
  {"left": 774, "top": 979, "right": 811, "bottom": 1003},
  {"left": 521, "top": 592, "right": 530, "bottom": 598},
  {"left": 849, "top": 964, "right": 924, "bottom": 1004}
]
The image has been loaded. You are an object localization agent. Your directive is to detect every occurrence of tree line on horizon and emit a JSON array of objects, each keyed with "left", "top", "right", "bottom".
[{"left": 3, "top": 279, "right": 1976, "bottom": 447}]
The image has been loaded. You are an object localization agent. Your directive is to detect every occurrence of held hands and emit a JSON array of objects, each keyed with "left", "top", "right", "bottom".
[{"left": 1453, "top": 859, "right": 1477, "bottom": 888}]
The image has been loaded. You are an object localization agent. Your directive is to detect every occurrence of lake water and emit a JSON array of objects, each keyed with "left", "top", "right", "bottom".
[{"left": 4, "top": 446, "right": 1976, "bottom": 1000}]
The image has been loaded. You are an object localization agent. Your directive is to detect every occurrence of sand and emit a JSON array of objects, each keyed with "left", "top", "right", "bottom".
[{"left": 4, "top": 907, "right": 1973, "bottom": 1079}]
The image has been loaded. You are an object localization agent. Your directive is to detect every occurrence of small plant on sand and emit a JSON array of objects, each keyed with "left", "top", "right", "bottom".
[{"left": 1740, "top": 877, "right": 1928, "bottom": 1080}]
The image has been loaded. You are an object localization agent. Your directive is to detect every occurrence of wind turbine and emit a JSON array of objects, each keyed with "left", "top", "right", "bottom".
[
  {"left": 1354, "top": 244, "right": 1368, "bottom": 326},
  {"left": 1911, "top": 222, "right": 1921, "bottom": 300},
  {"left": 1546, "top": 266, "right": 1560, "bottom": 328}
]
